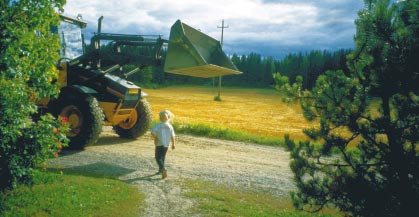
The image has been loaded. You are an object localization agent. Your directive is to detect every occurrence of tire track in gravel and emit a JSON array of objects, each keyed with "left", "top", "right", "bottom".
[{"left": 47, "top": 127, "right": 295, "bottom": 216}]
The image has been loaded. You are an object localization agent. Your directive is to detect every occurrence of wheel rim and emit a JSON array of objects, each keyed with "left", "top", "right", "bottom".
[
  {"left": 118, "top": 109, "right": 138, "bottom": 129},
  {"left": 60, "top": 105, "right": 83, "bottom": 137}
]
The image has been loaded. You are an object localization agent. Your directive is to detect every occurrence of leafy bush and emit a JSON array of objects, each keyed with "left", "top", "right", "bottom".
[
  {"left": 0, "top": 113, "right": 69, "bottom": 189},
  {"left": 0, "top": 0, "right": 68, "bottom": 190}
]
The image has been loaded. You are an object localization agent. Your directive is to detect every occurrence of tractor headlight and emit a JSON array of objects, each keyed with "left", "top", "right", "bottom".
[{"left": 128, "top": 88, "right": 139, "bottom": 94}]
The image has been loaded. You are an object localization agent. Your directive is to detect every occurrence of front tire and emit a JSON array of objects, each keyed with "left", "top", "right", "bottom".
[
  {"left": 53, "top": 92, "right": 104, "bottom": 149},
  {"left": 113, "top": 98, "right": 152, "bottom": 139}
]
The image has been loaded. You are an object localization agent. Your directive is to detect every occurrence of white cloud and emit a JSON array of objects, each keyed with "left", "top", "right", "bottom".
[{"left": 62, "top": 0, "right": 364, "bottom": 58}]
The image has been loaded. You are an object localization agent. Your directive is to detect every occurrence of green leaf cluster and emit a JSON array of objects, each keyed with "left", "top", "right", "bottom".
[{"left": 0, "top": 0, "right": 68, "bottom": 190}]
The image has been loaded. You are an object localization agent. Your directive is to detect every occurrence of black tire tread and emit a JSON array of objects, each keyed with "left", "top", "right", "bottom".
[
  {"left": 113, "top": 98, "right": 152, "bottom": 139},
  {"left": 53, "top": 92, "right": 104, "bottom": 149}
]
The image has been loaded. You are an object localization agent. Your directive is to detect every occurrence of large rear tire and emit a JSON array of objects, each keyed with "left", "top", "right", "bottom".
[
  {"left": 53, "top": 92, "right": 104, "bottom": 149},
  {"left": 113, "top": 98, "right": 152, "bottom": 139}
]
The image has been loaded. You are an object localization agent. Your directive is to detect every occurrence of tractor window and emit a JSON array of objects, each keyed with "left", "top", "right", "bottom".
[{"left": 58, "top": 21, "right": 84, "bottom": 59}]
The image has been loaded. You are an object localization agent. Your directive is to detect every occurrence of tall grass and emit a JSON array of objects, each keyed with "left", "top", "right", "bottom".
[{"left": 172, "top": 121, "right": 285, "bottom": 147}]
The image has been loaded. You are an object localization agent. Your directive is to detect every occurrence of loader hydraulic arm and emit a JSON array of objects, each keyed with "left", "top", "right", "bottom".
[
  {"left": 78, "top": 16, "right": 168, "bottom": 73},
  {"left": 84, "top": 32, "right": 168, "bottom": 70}
]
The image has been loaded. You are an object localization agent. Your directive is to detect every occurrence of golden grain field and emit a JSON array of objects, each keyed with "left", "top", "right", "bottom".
[{"left": 144, "top": 86, "right": 317, "bottom": 140}]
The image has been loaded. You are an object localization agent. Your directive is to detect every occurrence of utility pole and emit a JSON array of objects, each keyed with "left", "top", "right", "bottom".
[{"left": 215, "top": 19, "right": 228, "bottom": 101}]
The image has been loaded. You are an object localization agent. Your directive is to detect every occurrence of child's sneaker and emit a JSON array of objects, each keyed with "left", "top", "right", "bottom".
[{"left": 162, "top": 169, "right": 167, "bottom": 179}]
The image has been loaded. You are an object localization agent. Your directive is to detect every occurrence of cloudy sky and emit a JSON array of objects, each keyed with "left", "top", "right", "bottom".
[{"left": 62, "top": 0, "right": 365, "bottom": 59}]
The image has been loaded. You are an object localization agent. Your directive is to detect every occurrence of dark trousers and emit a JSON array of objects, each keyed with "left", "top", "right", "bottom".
[{"left": 155, "top": 146, "right": 168, "bottom": 172}]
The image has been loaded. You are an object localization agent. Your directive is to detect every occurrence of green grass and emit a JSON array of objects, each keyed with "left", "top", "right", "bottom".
[
  {"left": 170, "top": 121, "right": 286, "bottom": 147},
  {"left": 0, "top": 169, "right": 144, "bottom": 217},
  {"left": 180, "top": 178, "right": 337, "bottom": 217}
]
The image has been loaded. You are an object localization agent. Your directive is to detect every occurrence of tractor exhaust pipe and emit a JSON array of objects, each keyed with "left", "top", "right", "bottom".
[{"left": 98, "top": 16, "right": 104, "bottom": 34}]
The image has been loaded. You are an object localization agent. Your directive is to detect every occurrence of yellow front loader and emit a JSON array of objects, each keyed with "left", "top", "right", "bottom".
[{"left": 40, "top": 15, "right": 241, "bottom": 149}]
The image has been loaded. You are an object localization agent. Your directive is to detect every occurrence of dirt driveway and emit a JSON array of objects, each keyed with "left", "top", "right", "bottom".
[{"left": 47, "top": 127, "right": 295, "bottom": 216}]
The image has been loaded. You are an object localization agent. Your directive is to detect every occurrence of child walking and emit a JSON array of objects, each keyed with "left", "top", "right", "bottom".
[{"left": 151, "top": 110, "right": 175, "bottom": 179}]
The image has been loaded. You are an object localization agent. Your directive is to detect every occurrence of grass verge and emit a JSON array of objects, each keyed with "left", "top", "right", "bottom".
[
  {"left": 170, "top": 121, "right": 286, "bottom": 147},
  {"left": 179, "top": 178, "right": 338, "bottom": 217},
  {"left": 0, "top": 169, "right": 144, "bottom": 217}
]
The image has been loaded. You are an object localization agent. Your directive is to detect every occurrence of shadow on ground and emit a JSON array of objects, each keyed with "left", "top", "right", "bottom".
[
  {"left": 123, "top": 172, "right": 164, "bottom": 183},
  {"left": 46, "top": 162, "right": 136, "bottom": 179},
  {"left": 46, "top": 162, "right": 163, "bottom": 183}
]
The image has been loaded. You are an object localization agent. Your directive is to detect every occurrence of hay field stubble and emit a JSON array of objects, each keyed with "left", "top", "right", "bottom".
[{"left": 144, "top": 86, "right": 317, "bottom": 141}]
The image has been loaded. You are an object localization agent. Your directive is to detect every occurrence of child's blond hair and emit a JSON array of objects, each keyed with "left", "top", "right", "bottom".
[{"left": 159, "top": 110, "right": 174, "bottom": 122}]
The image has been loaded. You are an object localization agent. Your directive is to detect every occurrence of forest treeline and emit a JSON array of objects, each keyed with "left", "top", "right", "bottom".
[
  {"left": 102, "top": 44, "right": 352, "bottom": 90},
  {"left": 228, "top": 49, "right": 351, "bottom": 89}
]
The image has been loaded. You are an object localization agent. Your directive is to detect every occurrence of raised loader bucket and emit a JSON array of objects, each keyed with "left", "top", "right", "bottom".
[{"left": 164, "top": 20, "right": 241, "bottom": 78}]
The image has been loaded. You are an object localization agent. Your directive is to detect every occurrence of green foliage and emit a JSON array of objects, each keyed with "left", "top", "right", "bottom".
[
  {"left": 0, "top": 170, "right": 144, "bottom": 216},
  {"left": 272, "top": 50, "right": 351, "bottom": 89},
  {"left": 273, "top": 73, "right": 303, "bottom": 104},
  {"left": 276, "top": 0, "right": 419, "bottom": 216},
  {"left": 0, "top": 0, "right": 68, "bottom": 190},
  {"left": 0, "top": 112, "right": 69, "bottom": 190}
]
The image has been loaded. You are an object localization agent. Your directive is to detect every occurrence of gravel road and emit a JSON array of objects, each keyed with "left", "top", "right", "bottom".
[{"left": 47, "top": 127, "right": 295, "bottom": 216}]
